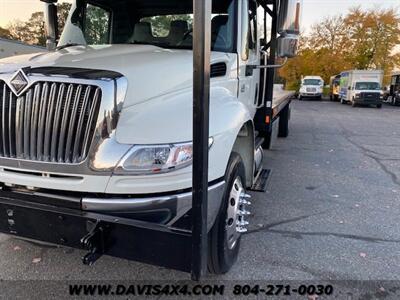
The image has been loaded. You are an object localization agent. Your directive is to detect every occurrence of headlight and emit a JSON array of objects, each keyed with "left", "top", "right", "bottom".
[
  {"left": 355, "top": 93, "right": 361, "bottom": 98},
  {"left": 115, "top": 138, "right": 213, "bottom": 175}
]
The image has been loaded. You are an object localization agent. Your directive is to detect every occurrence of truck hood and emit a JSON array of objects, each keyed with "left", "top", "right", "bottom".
[{"left": 0, "top": 44, "right": 231, "bottom": 107}]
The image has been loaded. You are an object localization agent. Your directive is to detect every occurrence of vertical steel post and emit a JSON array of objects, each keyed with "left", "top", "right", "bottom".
[
  {"left": 254, "top": 0, "right": 278, "bottom": 148},
  {"left": 191, "top": 0, "right": 212, "bottom": 281},
  {"left": 264, "top": 0, "right": 278, "bottom": 120}
]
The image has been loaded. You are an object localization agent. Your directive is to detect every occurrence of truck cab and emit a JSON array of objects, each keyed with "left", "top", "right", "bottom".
[
  {"left": 298, "top": 76, "right": 324, "bottom": 100},
  {"left": 0, "top": 0, "right": 301, "bottom": 276},
  {"left": 329, "top": 74, "right": 341, "bottom": 101}
]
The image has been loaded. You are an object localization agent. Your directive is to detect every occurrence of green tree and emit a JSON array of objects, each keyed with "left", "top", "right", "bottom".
[
  {"left": 5, "top": 1, "right": 72, "bottom": 46},
  {"left": 0, "top": 27, "right": 11, "bottom": 39},
  {"left": 280, "top": 7, "right": 400, "bottom": 89},
  {"left": 57, "top": 2, "right": 72, "bottom": 37},
  {"left": 142, "top": 15, "right": 192, "bottom": 37}
]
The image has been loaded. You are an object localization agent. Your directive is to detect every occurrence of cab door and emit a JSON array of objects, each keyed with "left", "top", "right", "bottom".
[{"left": 238, "top": 0, "right": 260, "bottom": 117}]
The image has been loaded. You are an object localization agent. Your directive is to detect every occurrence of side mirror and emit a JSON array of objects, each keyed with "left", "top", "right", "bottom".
[
  {"left": 42, "top": 0, "right": 59, "bottom": 50},
  {"left": 278, "top": 0, "right": 302, "bottom": 35},
  {"left": 277, "top": 34, "right": 298, "bottom": 58}
]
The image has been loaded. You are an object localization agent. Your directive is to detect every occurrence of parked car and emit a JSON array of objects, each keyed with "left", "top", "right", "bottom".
[
  {"left": 339, "top": 70, "right": 384, "bottom": 108},
  {"left": 298, "top": 76, "right": 324, "bottom": 100}
]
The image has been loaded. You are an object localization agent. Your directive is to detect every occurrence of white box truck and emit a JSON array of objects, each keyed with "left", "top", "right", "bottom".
[
  {"left": 339, "top": 70, "right": 384, "bottom": 108},
  {"left": 0, "top": 0, "right": 301, "bottom": 278}
]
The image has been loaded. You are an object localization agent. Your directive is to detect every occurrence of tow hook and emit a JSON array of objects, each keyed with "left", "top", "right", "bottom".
[{"left": 81, "top": 220, "right": 108, "bottom": 266}]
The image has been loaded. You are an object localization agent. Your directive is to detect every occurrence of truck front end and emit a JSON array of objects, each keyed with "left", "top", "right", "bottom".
[
  {"left": 0, "top": 0, "right": 242, "bottom": 272},
  {"left": 299, "top": 77, "right": 324, "bottom": 100},
  {"left": 352, "top": 81, "right": 383, "bottom": 107},
  {"left": 0, "top": 0, "right": 302, "bottom": 277}
]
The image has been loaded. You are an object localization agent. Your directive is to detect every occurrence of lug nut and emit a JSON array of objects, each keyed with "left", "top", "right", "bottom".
[
  {"left": 237, "top": 220, "right": 249, "bottom": 227},
  {"left": 236, "top": 227, "right": 248, "bottom": 233},
  {"left": 239, "top": 199, "right": 252, "bottom": 205},
  {"left": 240, "top": 193, "right": 252, "bottom": 199},
  {"left": 238, "top": 210, "right": 251, "bottom": 216}
]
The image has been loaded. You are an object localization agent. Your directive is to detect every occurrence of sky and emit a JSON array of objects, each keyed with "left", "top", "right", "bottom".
[{"left": 0, "top": 0, "right": 399, "bottom": 30}]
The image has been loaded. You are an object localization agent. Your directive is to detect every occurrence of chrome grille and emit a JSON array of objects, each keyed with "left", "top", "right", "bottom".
[{"left": 0, "top": 81, "right": 101, "bottom": 163}]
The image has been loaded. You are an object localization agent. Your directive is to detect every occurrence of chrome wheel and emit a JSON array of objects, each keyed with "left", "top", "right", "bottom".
[{"left": 225, "top": 177, "right": 251, "bottom": 250}]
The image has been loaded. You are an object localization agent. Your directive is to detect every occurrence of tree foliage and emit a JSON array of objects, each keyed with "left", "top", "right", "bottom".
[
  {"left": 280, "top": 7, "right": 400, "bottom": 89},
  {"left": 142, "top": 15, "right": 192, "bottom": 37},
  {"left": 3, "top": 2, "right": 71, "bottom": 47},
  {"left": 0, "top": 27, "right": 11, "bottom": 39}
]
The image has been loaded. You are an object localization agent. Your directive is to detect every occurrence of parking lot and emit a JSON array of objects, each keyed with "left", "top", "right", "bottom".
[{"left": 1, "top": 99, "right": 400, "bottom": 293}]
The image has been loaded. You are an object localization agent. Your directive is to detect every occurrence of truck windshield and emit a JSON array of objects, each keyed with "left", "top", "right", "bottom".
[
  {"left": 355, "top": 82, "right": 381, "bottom": 90},
  {"left": 303, "top": 79, "right": 321, "bottom": 86},
  {"left": 59, "top": 0, "right": 236, "bottom": 53}
]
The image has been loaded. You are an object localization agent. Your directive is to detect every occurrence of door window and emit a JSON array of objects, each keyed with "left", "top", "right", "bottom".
[{"left": 84, "top": 4, "right": 111, "bottom": 45}]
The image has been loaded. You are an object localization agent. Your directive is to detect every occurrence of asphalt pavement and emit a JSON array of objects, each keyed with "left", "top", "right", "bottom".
[{"left": 1, "top": 99, "right": 400, "bottom": 298}]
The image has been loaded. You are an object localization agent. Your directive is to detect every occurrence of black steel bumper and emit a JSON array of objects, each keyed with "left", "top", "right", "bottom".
[
  {"left": 354, "top": 98, "right": 382, "bottom": 105},
  {"left": 0, "top": 193, "right": 193, "bottom": 272}
]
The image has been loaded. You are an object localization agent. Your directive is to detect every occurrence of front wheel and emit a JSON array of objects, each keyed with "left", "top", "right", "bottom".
[{"left": 208, "top": 153, "right": 248, "bottom": 274}]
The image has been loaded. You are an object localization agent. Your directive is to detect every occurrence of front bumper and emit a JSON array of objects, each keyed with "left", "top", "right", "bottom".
[
  {"left": 0, "top": 180, "right": 225, "bottom": 229},
  {"left": 354, "top": 98, "right": 382, "bottom": 105},
  {"left": 300, "top": 93, "right": 322, "bottom": 97},
  {"left": 0, "top": 180, "right": 225, "bottom": 272},
  {"left": 0, "top": 195, "right": 193, "bottom": 272},
  {"left": 82, "top": 181, "right": 225, "bottom": 229}
]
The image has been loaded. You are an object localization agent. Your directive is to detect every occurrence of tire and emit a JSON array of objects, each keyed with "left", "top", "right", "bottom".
[
  {"left": 351, "top": 98, "right": 356, "bottom": 107},
  {"left": 208, "top": 153, "right": 246, "bottom": 274},
  {"left": 298, "top": 96, "right": 302, "bottom": 101},
  {"left": 377, "top": 104, "right": 382, "bottom": 109},
  {"left": 340, "top": 98, "right": 346, "bottom": 105},
  {"left": 330, "top": 95, "right": 333, "bottom": 101},
  {"left": 278, "top": 104, "right": 290, "bottom": 138}
]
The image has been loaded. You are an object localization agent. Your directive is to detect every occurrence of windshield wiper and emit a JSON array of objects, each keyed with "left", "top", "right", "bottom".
[{"left": 56, "top": 43, "right": 84, "bottom": 51}]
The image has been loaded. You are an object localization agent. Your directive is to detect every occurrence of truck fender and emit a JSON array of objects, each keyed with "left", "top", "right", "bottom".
[
  {"left": 115, "top": 86, "right": 254, "bottom": 229},
  {"left": 116, "top": 85, "right": 253, "bottom": 181}
]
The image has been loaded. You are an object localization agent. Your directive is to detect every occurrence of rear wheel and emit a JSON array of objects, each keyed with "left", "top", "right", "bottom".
[{"left": 208, "top": 153, "right": 248, "bottom": 274}]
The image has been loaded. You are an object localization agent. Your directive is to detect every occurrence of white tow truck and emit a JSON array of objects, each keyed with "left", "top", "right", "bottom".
[{"left": 0, "top": 0, "right": 300, "bottom": 278}]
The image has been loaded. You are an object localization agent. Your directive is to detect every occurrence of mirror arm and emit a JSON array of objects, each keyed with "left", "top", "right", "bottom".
[
  {"left": 246, "top": 57, "right": 288, "bottom": 76},
  {"left": 257, "top": 57, "right": 288, "bottom": 69},
  {"left": 41, "top": 0, "right": 59, "bottom": 51}
]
